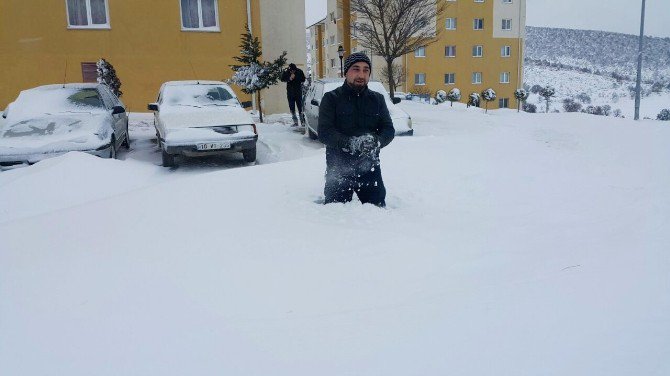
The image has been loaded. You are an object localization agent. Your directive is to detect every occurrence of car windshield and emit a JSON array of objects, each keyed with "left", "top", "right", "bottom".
[
  {"left": 8, "top": 87, "right": 106, "bottom": 121},
  {"left": 162, "top": 85, "right": 238, "bottom": 107}
]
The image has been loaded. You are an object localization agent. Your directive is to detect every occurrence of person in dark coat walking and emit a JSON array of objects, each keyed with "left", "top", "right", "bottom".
[
  {"left": 317, "top": 52, "right": 395, "bottom": 207},
  {"left": 280, "top": 63, "right": 306, "bottom": 126}
]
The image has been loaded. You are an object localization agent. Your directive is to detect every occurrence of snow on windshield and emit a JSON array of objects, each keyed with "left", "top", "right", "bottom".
[
  {"left": 7, "top": 87, "right": 106, "bottom": 122},
  {"left": 162, "top": 85, "right": 238, "bottom": 107}
]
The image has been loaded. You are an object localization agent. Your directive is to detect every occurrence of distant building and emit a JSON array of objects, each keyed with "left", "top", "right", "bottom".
[
  {"left": 308, "top": 0, "right": 526, "bottom": 109},
  {"left": 0, "top": 0, "right": 306, "bottom": 114}
]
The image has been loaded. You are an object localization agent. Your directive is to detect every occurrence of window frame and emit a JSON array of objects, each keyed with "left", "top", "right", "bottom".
[
  {"left": 472, "top": 72, "right": 482, "bottom": 84},
  {"left": 445, "top": 45, "right": 456, "bottom": 57},
  {"left": 499, "top": 98, "right": 510, "bottom": 108},
  {"left": 65, "top": 0, "right": 111, "bottom": 29},
  {"left": 502, "top": 0, "right": 513, "bottom": 3},
  {"left": 502, "top": 18, "right": 512, "bottom": 30},
  {"left": 473, "top": 18, "right": 484, "bottom": 30},
  {"left": 501, "top": 45, "right": 511, "bottom": 57},
  {"left": 415, "top": 46, "right": 426, "bottom": 57},
  {"left": 415, "top": 73, "right": 426, "bottom": 86},
  {"left": 444, "top": 73, "right": 456, "bottom": 85},
  {"left": 445, "top": 17, "right": 457, "bottom": 30},
  {"left": 472, "top": 45, "right": 483, "bottom": 57},
  {"left": 500, "top": 72, "right": 510, "bottom": 83},
  {"left": 180, "top": 0, "right": 220, "bottom": 32}
]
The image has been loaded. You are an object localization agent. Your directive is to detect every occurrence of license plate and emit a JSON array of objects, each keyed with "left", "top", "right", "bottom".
[{"left": 197, "top": 142, "right": 231, "bottom": 151}]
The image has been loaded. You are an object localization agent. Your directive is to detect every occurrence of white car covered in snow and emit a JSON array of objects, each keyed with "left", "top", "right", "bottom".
[
  {"left": 148, "top": 81, "right": 257, "bottom": 167},
  {"left": 303, "top": 79, "right": 413, "bottom": 140},
  {"left": 0, "top": 83, "right": 129, "bottom": 169}
]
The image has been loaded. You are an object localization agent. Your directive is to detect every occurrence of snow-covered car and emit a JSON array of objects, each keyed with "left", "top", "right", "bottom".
[
  {"left": 148, "top": 81, "right": 257, "bottom": 167},
  {"left": 392, "top": 91, "right": 409, "bottom": 100},
  {"left": 0, "top": 83, "right": 129, "bottom": 169},
  {"left": 303, "top": 79, "right": 413, "bottom": 140}
]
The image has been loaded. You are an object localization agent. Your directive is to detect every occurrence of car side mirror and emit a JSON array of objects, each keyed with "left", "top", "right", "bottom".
[
  {"left": 1, "top": 109, "right": 6, "bottom": 119},
  {"left": 392, "top": 97, "right": 402, "bottom": 104},
  {"left": 112, "top": 105, "right": 126, "bottom": 115},
  {"left": 311, "top": 99, "right": 320, "bottom": 106},
  {"left": 240, "top": 100, "right": 252, "bottom": 109},
  {"left": 148, "top": 103, "right": 159, "bottom": 111}
]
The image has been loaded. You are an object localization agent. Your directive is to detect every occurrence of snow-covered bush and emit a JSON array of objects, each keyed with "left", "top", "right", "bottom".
[
  {"left": 562, "top": 98, "right": 582, "bottom": 112},
  {"left": 435, "top": 90, "right": 447, "bottom": 104},
  {"left": 582, "top": 105, "right": 612, "bottom": 117},
  {"left": 576, "top": 93, "right": 591, "bottom": 104},
  {"left": 447, "top": 88, "right": 461, "bottom": 107},
  {"left": 657, "top": 109, "right": 670, "bottom": 121},
  {"left": 530, "top": 84, "right": 543, "bottom": 94},
  {"left": 96, "top": 59, "right": 122, "bottom": 97},
  {"left": 467, "top": 92, "right": 480, "bottom": 108},
  {"left": 481, "top": 88, "right": 496, "bottom": 113},
  {"left": 613, "top": 109, "right": 624, "bottom": 118},
  {"left": 523, "top": 102, "right": 537, "bottom": 113},
  {"left": 514, "top": 88, "right": 529, "bottom": 112},
  {"left": 539, "top": 85, "right": 556, "bottom": 113}
]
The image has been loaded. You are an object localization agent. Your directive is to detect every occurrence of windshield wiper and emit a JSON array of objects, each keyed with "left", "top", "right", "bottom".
[
  {"left": 173, "top": 104, "right": 202, "bottom": 108},
  {"left": 202, "top": 103, "right": 237, "bottom": 107}
]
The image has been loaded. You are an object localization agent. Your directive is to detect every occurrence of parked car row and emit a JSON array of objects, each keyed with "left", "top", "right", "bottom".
[
  {"left": 303, "top": 79, "right": 414, "bottom": 140},
  {"left": 0, "top": 80, "right": 257, "bottom": 168}
]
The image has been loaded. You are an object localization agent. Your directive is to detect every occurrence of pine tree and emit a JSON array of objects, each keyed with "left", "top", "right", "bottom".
[
  {"left": 229, "top": 25, "right": 287, "bottom": 123},
  {"left": 96, "top": 58, "right": 122, "bottom": 97}
]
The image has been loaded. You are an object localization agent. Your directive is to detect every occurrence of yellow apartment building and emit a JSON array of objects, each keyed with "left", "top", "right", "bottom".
[
  {"left": 308, "top": 0, "right": 525, "bottom": 109},
  {"left": 0, "top": 0, "right": 306, "bottom": 114}
]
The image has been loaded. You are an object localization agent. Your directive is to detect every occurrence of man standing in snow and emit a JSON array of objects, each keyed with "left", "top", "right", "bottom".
[
  {"left": 280, "top": 63, "right": 306, "bottom": 126},
  {"left": 318, "top": 52, "right": 395, "bottom": 207}
]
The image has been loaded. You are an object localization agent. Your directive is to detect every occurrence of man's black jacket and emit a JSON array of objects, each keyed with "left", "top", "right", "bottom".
[
  {"left": 318, "top": 82, "right": 395, "bottom": 159},
  {"left": 280, "top": 68, "right": 306, "bottom": 98}
]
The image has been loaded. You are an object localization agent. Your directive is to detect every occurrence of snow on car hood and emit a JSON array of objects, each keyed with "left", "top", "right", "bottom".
[
  {"left": 0, "top": 114, "right": 109, "bottom": 154},
  {"left": 160, "top": 105, "right": 254, "bottom": 130}
]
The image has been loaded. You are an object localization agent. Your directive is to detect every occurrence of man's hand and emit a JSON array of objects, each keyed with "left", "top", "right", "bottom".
[
  {"left": 290, "top": 72, "right": 296, "bottom": 81},
  {"left": 349, "top": 134, "right": 380, "bottom": 157}
]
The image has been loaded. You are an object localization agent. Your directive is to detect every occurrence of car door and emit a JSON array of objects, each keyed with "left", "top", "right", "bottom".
[
  {"left": 108, "top": 89, "right": 129, "bottom": 141},
  {"left": 305, "top": 82, "right": 323, "bottom": 135},
  {"left": 99, "top": 87, "right": 124, "bottom": 147}
]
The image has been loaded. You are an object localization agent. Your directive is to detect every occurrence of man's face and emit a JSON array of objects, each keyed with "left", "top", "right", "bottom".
[{"left": 345, "top": 61, "right": 371, "bottom": 89}]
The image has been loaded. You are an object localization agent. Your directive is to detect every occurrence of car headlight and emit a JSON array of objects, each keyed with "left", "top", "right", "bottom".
[{"left": 408, "top": 117, "right": 412, "bottom": 129}]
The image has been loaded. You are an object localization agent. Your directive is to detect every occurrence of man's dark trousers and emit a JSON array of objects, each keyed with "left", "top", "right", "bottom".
[{"left": 324, "top": 150, "right": 386, "bottom": 206}]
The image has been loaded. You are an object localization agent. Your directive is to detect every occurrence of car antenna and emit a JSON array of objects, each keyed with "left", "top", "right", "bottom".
[
  {"left": 63, "top": 58, "right": 68, "bottom": 88},
  {"left": 188, "top": 60, "right": 199, "bottom": 84}
]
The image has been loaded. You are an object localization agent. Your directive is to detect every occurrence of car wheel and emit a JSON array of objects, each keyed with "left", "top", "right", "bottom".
[
  {"left": 162, "top": 148, "right": 175, "bottom": 167},
  {"left": 123, "top": 123, "right": 130, "bottom": 149},
  {"left": 242, "top": 146, "right": 256, "bottom": 163},
  {"left": 109, "top": 136, "right": 117, "bottom": 159}
]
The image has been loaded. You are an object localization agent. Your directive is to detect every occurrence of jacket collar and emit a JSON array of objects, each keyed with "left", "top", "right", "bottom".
[{"left": 342, "top": 81, "right": 369, "bottom": 96}]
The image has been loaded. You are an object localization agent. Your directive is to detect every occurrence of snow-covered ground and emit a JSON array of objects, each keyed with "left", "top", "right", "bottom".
[
  {"left": 1, "top": 102, "right": 669, "bottom": 375},
  {"left": 525, "top": 64, "right": 670, "bottom": 119}
]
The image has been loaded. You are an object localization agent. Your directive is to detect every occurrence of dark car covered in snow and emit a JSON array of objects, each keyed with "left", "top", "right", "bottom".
[{"left": 0, "top": 83, "right": 129, "bottom": 169}]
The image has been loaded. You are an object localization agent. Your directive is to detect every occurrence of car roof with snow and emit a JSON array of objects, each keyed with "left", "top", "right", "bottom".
[
  {"left": 24, "top": 83, "right": 105, "bottom": 92},
  {"left": 162, "top": 80, "right": 229, "bottom": 86}
]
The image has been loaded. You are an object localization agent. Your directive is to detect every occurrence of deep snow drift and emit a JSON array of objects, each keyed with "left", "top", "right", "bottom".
[{"left": 1, "top": 102, "right": 669, "bottom": 375}]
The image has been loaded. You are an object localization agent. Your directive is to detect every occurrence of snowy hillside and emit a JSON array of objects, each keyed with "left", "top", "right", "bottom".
[
  {"left": 524, "top": 27, "right": 670, "bottom": 118},
  {"left": 1, "top": 102, "right": 669, "bottom": 375}
]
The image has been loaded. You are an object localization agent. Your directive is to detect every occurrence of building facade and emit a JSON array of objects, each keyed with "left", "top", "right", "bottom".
[
  {"left": 0, "top": 0, "right": 306, "bottom": 114},
  {"left": 308, "top": 0, "right": 526, "bottom": 109}
]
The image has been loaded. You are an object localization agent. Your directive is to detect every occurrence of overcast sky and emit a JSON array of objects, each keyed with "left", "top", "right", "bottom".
[{"left": 305, "top": 0, "right": 670, "bottom": 38}]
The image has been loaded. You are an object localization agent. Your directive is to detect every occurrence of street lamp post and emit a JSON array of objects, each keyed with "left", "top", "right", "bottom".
[
  {"left": 337, "top": 45, "right": 345, "bottom": 78},
  {"left": 634, "top": 0, "right": 646, "bottom": 120}
]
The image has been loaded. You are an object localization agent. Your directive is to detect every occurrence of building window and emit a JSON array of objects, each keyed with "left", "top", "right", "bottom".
[
  {"left": 180, "top": 0, "right": 219, "bottom": 31},
  {"left": 330, "top": 58, "right": 336, "bottom": 68},
  {"left": 499, "top": 98, "right": 509, "bottom": 108},
  {"left": 500, "top": 72, "right": 510, "bottom": 83},
  {"left": 473, "top": 18, "right": 484, "bottom": 30},
  {"left": 445, "top": 18, "right": 457, "bottom": 30},
  {"left": 329, "top": 35, "right": 335, "bottom": 45},
  {"left": 415, "top": 73, "right": 426, "bottom": 85},
  {"left": 66, "top": 0, "right": 110, "bottom": 28},
  {"left": 472, "top": 45, "right": 483, "bottom": 57},
  {"left": 472, "top": 72, "right": 482, "bottom": 84},
  {"left": 502, "top": 0, "right": 512, "bottom": 3},
  {"left": 502, "top": 19, "right": 512, "bottom": 30},
  {"left": 445, "top": 45, "right": 456, "bottom": 57},
  {"left": 415, "top": 46, "right": 426, "bottom": 57},
  {"left": 474, "top": 0, "right": 484, "bottom": 2},
  {"left": 444, "top": 73, "right": 455, "bottom": 84},
  {"left": 81, "top": 62, "right": 98, "bottom": 82},
  {"left": 501, "top": 45, "right": 511, "bottom": 57}
]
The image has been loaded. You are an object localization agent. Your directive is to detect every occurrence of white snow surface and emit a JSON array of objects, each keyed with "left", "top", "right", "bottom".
[{"left": 1, "top": 103, "right": 669, "bottom": 375}]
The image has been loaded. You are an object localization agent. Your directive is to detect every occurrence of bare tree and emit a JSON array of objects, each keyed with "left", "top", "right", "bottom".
[
  {"left": 351, "top": 0, "right": 446, "bottom": 99},
  {"left": 379, "top": 62, "right": 406, "bottom": 92}
]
